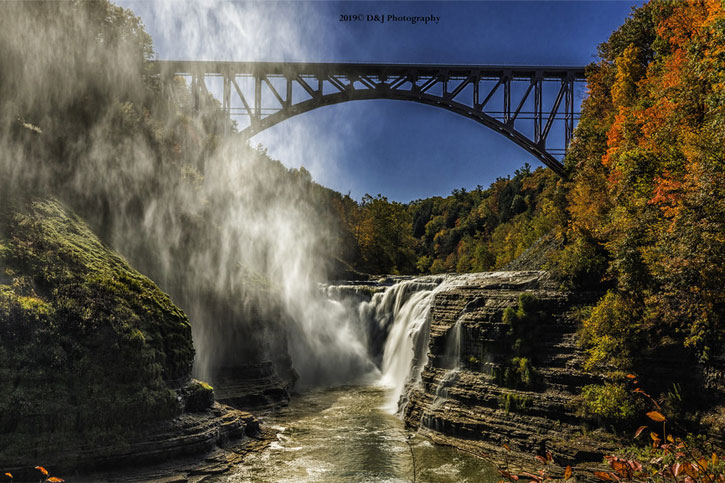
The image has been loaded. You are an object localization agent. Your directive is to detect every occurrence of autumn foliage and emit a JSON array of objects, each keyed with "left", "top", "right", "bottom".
[{"left": 559, "top": 0, "right": 724, "bottom": 393}]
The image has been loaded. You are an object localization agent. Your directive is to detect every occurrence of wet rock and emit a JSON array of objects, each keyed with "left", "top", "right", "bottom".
[
  {"left": 4, "top": 403, "right": 264, "bottom": 481},
  {"left": 402, "top": 271, "right": 622, "bottom": 478}
]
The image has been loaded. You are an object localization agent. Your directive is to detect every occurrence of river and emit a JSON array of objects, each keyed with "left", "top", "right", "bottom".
[{"left": 216, "top": 385, "right": 499, "bottom": 483}]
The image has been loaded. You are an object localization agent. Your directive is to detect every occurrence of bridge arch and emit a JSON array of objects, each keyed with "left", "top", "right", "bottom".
[{"left": 152, "top": 61, "right": 586, "bottom": 177}]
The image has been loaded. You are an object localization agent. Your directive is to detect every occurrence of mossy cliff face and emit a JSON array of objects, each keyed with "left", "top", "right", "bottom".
[{"left": 0, "top": 197, "right": 195, "bottom": 464}]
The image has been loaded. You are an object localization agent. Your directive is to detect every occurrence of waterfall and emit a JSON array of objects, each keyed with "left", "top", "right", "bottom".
[
  {"left": 323, "top": 272, "right": 500, "bottom": 415},
  {"left": 431, "top": 316, "right": 463, "bottom": 409},
  {"left": 352, "top": 275, "right": 454, "bottom": 413},
  {"left": 374, "top": 282, "right": 439, "bottom": 412}
]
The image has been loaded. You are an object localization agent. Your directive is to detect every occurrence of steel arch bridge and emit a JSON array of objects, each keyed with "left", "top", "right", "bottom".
[{"left": 151, "top": 61, "right": 586, "bottom": 176}]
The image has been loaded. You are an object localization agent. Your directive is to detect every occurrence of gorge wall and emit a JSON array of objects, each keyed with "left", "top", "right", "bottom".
[
  {"left": 399, "top": 272, "right": 620, "bottom": 475},
  {"left": 354, "top": 269, "right": 724, "bottom": 479},
  {"left": 0, "top": 197, "right": 264, "bottom": 478}
]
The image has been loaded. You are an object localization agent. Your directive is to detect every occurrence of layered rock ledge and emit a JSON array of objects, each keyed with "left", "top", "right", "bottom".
[
  {"left": 6, "top": 402, "right": 262, "bottom": 481},
  {"left": 402, "top": 271, "right": 621, "bottom": 479}
]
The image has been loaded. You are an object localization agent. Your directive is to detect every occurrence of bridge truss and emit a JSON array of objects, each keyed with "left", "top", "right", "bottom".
[{"left": 152, "top": 61, "right": 586, "bottom": 176}]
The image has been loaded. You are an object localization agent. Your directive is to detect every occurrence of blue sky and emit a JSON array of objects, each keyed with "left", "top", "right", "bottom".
[{"left": 118, "top": 0, "right": 641, "bottom": 202}]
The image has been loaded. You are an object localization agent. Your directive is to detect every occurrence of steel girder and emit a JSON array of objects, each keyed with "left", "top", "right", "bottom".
[{"left": 151, "top": 61, "right": 586, "bottom": 176}]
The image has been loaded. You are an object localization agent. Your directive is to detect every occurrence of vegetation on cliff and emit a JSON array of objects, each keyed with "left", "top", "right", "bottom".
[
  {"left": 558, "top": 1, "right": 724, "bottom": 433},
  {"left": 0, "top": 196, "right": 194, "bottom": 462},
  {"left": 331, "top": 163, "right": 562, "bottom": 276}
]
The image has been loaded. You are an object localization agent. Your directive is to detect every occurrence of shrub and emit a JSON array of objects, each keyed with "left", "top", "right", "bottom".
[
  {"left": 495, "top": 357, "right": 539, "bottom": 389},
  {"left": 579, "top": 383, "right": 639, "bottom": 421},
  {"left": 498, "top": 391, "right": 532, "bottom": 413},
  {"left": 580, "top": 291, "right": 642, "bottom": 371}
]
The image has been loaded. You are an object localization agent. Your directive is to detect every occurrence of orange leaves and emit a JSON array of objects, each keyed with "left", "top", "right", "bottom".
[
  {"left": 603, "top": 111, "right": 627, "bottom": 168},
  {"left": 31, "top": 466, "right": 63, "bottom": 482},
  {"left": 649, "top": 173, "right": 684, "bottom": 216},
  {"left": 564, "top": 466, "right": 572, "bottom": 480},
  {"left": 646, "top": 411, "right": 666, "bottom": 422},
  {"left": 682, "top": 461, "right": 698, "bottom": 479},
  {"left": 658, "top": 1, "right": 709, "bottom": 51},
  {"left": 593, "top": 470, "right": 613, "bottom": 481},
  {"left": 605, "top": 455, "right": 642, "bottom": 479},
  {"left": 634, "top": 425, "right": 647, "bottom": 438},
  {"left": 610, "top": 459, "right": 632, "bottom": 478}
]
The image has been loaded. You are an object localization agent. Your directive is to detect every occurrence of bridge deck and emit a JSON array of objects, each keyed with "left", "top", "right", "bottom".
[{"left": 151, "top": 60, "right": 586, "bottom": 80}]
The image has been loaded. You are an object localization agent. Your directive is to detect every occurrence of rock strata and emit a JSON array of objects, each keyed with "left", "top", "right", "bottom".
[
  {"left": 211, "top": 361, "right": 295, "bottom": 411},
  {"left": 4, "top": 402, "right": 262, "bottom": 481},
  {"left": 402, "top": 271, "right": 622, "bottom": 479}
]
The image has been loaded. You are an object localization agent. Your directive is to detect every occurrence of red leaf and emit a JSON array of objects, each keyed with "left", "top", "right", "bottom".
[
  {"left": 498, "top": 469, "right": 519, "bottom": 480},
  {"left": 521, "top": 471, "right": 542, "bottom": 482},
  {"left": 634, "top": 426, "right": 647, "bottom": 438}
]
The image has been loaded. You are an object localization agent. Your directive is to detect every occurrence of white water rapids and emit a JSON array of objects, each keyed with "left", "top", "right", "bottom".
[{"left": 325, "top": 272, "right": 495, "bottom": 414}]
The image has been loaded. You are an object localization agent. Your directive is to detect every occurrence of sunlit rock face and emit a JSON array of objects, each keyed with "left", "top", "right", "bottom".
[
  {"left": 338, "top": 271, "right": 622, "bottom": 472},
  {"left": 398, "top": 272, "right": 604, "bottom": 466}
]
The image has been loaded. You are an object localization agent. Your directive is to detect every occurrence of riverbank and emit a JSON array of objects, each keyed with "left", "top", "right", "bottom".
[{"left": 67, "top": 405, "right": 270, "bottom": 483}]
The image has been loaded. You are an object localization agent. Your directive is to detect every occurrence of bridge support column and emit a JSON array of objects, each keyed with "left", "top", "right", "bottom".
[{"left": 534, "top": 71, "right": 543, "bottom": 144}]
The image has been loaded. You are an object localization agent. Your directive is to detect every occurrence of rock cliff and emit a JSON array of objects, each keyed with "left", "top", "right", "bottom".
[
  {"left": 0, "top": 197, "right": 263, "bottom": 477},
  {"left": 401, "top": 271, "right": 622, "bottom": 477}
]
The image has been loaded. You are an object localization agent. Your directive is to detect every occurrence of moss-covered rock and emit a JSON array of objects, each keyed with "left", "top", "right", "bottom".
[
  {"left": 0, "top": 196, "right": 195, "bottom": 464},
  {"left": 183, "top": 379, "right": 215, "bottom": 413}
]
